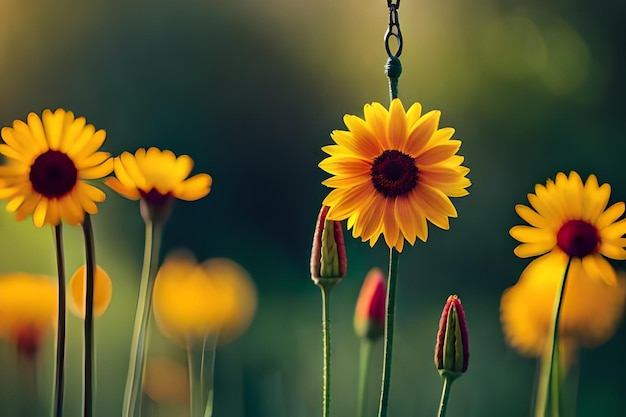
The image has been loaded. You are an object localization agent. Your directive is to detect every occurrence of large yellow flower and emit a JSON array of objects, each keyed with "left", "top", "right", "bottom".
[
  {"left": 510, "top": 171, "right": 626, "bottom": 284},
  {"left": 104, "top": 147, "right": 212, "bottom": 205},
  {"left": 0, "top": 273, "right": 57, "bottom": 357},
  {"left": 500, "top": 253, "right": 625, "bottom": 367},
  {"left": 0, "top": 109, "right": 113, "bottom": 226},
  {"left": 319, "top": 98, "right": 470, "bottom": 252}
]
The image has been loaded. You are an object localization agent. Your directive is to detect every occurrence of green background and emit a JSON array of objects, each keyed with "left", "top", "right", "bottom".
[{"left": 0, "top": 0, "right": 625, "bottom": 416}]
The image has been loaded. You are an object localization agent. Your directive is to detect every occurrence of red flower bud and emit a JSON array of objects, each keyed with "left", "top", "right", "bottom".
[
  {"left": 354, "top": 268, "right": 387, "bottom": 341},
  {"left": 434, "top": 295, "right": 469, "bottom": 379},
  {"left": 310, "top": 205, "right": 347, "bottom": 287}
]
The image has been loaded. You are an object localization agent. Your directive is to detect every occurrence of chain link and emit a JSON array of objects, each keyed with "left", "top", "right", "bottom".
[{"left": 385, "top": 0, "right": 403, "bottom": 57}]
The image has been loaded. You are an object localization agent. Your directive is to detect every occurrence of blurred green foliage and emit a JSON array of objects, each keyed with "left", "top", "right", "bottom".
[{"left": 0, "top": 0, "right": 625, "bottom": 415}]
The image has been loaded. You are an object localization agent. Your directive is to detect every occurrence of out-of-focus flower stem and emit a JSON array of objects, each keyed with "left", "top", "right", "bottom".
[
  {"left": 186, "top": 334, "right": 220, "bottom": 417},
  {"left": 202, "top": 334, "right": 218, "bottom": 417},
  {"left": 81, "top": 215, "right": 97, "bottom": 417},
  {"left": 535, "top": 257, "right": 572, "bottom": 417},
  {"left": 187, "top": 344, "right": 203, "bottom": 417},
  {"left": 356, "top": 338, "right": 373, "bottom": 417},
  {"left": 52, "top": 224, "right": 66, "bottom": 417},
  {"left": 377, "top": 248, "right": 400, "bottom": 417},
  {"left": 122, "top": 220, "right": 163, "bottom": 417}
]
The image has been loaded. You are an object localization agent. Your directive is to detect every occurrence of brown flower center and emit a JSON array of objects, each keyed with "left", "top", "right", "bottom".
[
  {"left": 16, "top": 324, "right": 41, "bottom": 358},
  {"left": 140, "top": 189, "right": 173, "bottom": 207},
  {"left": 370, "top": 150, "right": 418, "bottom": 198},
  {"left": 29, "top": 151, "right": 78, "bottom": 198},
  {"left": 556, "top": 219, "right": 599, "bottom": 258}
]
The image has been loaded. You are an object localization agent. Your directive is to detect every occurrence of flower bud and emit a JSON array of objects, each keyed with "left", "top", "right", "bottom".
[
  {"left": 310, "top": 205, "right": 347, "bottom": 288},
  {"left": 354, "top": 268, "right": 386, "bottom": 341},
  {"left": 434, "top": 295, "right": 469, "bottom": 379}
]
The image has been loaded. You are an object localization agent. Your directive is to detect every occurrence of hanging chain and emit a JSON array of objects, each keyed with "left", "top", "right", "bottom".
[{"left": 384, "top": 0, "right": 403, "bottom": 57}]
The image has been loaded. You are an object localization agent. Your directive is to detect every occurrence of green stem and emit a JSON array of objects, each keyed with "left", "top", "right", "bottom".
[
  {"left": 535, "top": 257, "right": 572, "bottom": 417},
  {"left": 385, "top": 56, "right": 402, "bottom": 101},
  {"left": 82, "top": 215, "right": 97, "bottom": 417},
  {"left": 377, "top": 248, "right": 400, "bottom": 417},
  {"left": 437, "top": 377, "right": 453, "bottom": 417},
  {"left": 187, "top": 344, "right": 203, "bottom": 417},
  {"left": 202, "top": 334, "right": 218, "bottom": 417},
  {"left": 320, "top": 285, "right": 333, "bottom": 417},
  {"left": 122, "top": 220, "right": 163, "bottom": 417},
  {"left": 356, "top": 339, "right": 373, "bottom": 417},
  {"left": 52, "top": 224, "right": 66, "bottom": 417},
  {"left": 18, "top": 352, "right": 39, "bottom": 417}
]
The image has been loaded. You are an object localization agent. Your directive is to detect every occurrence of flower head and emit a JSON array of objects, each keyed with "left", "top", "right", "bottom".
[
  {"left": 0, "top": 109, "right": 113, "bottom": 226},
  {"left": 319, "top": 99, "right": 470, "bottom": 252},
  {"left": 500, "top": 253, "right": 625, "bottom": 367},
  {"left": 510, "top": 172, "right": 626, "bottom": 284},
  {"left": 354, "top": 267, "right": 386, "bottom": 341},
  {"left": 310, "top": 205, "right": 347, "bottom": 287},
  {"left": 0, "top": 273, "right": 57, "bottom": 357},
  {"left": 68, "top": 264, "right": 112, "bottom": 318},
  {"left": 104, "top": 148, "right": 212, "bottom": 223},
  {"left": 434, "top": 295, "right": 469, "bottom": 379},
  {"left": 153, "top": 252, "right": 257, "bottom": 346},
  {"left": 143, "top": 358, "right": 189, "bottom": 405}
]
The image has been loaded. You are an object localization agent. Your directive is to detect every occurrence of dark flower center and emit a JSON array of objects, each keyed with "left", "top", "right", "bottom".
[
  {"left": 16, "top": 324, "right": 41, "bottom": 358},
  {"left": 370, "top": 150, "right": 418, "bottom": 198},
  {"left": 140, "top": 189, "right": 172, "bottom": 207},
  {"left": 29, "top": 150, "right": 78, "bottom": 198},
  {"left": 556, "top": 219, "right": 599, "bottom": 258}
]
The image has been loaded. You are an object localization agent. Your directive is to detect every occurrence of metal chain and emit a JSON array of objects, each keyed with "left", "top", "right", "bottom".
[{"left": 385, "top": 0, "right": 403, "bottom": 57}]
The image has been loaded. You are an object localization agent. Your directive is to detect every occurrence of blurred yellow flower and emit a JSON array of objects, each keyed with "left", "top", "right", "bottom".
[
  {"left": 68, "top": 264, "right": 113, "bottom": 318},
  {"left": 153, "top": 253, "right": 256, "bottom": 346},
  {"left": 143, "top": 357, "right": 189, "bottom": 405},
  {"left": 0, "top": 109, "right": 113, "bottom": 226},
  {"left": 104, "top": 147, "right": 212, "bottom": 206},
  {"left": 320, "top": 98, "right": 470, "bottom": 252},
  {"left": 0, "top": 273, "right": 57, "bottom": 357},
  {"left": 500, "top": 253, "right": 625, "bottom": 367},
  {"left": 510, "top": 171, "right": 626, "bottom": 284}
]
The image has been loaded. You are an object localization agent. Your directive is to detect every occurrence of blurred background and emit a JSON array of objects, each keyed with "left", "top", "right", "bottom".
[{"left": 0, "top": 0, "right": 625, "bottom": 416}]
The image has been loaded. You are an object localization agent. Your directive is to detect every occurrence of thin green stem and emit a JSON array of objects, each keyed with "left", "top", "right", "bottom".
[
  {"left": 122, "top": 220, "right": 163, "bottom": 417},
  {"left": 535, "top": 257, "right": 572, "bottom": 417},
  {"left": 356, "top": 339, "right": 373, "bottom": 417},
  {"left": 82, "top": 215, "right": 97, "bottom": 417},
  {"left": 320, "top": 285, "right": 333, "bottom": 417},
  {"left": 187, "top": 344, "right": 203, "bottom": 417},
  {"left": 19, "top": 353, "right": 39, "bottom": 417},
  {"left": 377, "top": 248, "right": 400, "bottom": 417},
  {"left": 437, "top": 377, "right": 453, "bottom": 417},
  {"left": 202, "top": 334, "right": 218, "bottom": 417},
  {"left": 385, "top": 56, "right": 402, "bottom": 102},
  {"left": 52, "top": 224, "right": 66, "bottom": 417}
]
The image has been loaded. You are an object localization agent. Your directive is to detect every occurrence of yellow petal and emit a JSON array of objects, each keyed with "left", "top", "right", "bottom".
[
  {"left": 173, "top": 174, "right": 212, "bottom": 201},
  {"left": 104, "top": 178, "right": 141, "bottom": 200}
]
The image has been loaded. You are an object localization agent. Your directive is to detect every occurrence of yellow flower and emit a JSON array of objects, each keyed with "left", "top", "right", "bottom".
[
  {"left": 143, "top": 357, "right": 189, "bottom": 405},
  {"left": 0, "top": 109, "right": 113, "bottom": 226},
  {"left": 510, "top": 171, "right": 626, "bottom": 284},
  {"left": 104, "top": 147, "right": 212, "bottom": 205},
  {"left": 152, "top": 253, "right": 256, "bottom": 346},
  {"left": 0, "top": 273, "right": 57, "bottom": 357},
  {"left": 319, "top": 99, "right": 470, "bottom": 252},
  {"left": 500, "top": 253, "right": 625, "bottom": 367},
  {"left": 68, "top": 264, "right": 113, "bottom": 318}
]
